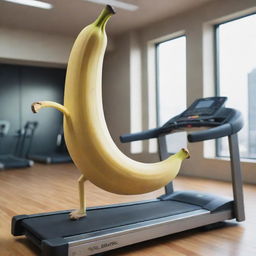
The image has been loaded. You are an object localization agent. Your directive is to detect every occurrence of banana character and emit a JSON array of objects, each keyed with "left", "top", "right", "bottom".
[{"left": 31, "top": 5, "right": 190, "bottom": 220}]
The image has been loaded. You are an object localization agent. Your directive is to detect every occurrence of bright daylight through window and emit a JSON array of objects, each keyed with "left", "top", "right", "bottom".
[
  {"left": 156, "top": 36, "right": 186, "bottom": 153},
  {"left": 216, "top": 14, "right": 256, "bottom": 159}
]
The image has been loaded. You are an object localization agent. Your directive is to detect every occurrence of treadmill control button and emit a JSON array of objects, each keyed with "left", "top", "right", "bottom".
[{"left": 188, "top": 115, "right": 200, "bottom": 119}]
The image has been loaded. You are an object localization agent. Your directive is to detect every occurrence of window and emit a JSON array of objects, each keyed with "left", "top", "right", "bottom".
[
  {"left": 216, "top": 14, "right": 256, "bottom": 159},
  {"left": 156, "top": 36, "right": 187, "bottom": 153}
]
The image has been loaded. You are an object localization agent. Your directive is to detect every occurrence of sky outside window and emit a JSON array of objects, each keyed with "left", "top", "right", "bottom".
[
  {"left": 156, "top": 36, "right": 187, "bottom": 153},
  {"left": 217, "top": 14, "right": 256, "bottom": 158}
]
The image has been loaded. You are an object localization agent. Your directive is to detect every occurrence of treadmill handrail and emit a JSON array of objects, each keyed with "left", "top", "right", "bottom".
[
  {"left": 188, "top": 109, "right": 243, "bottom": 142},
  {"left": 120, "top": 127, "right": 162, "bottom": 143},
  {"left": 120, "top": 109, "right": 243, "bottom": 143}
]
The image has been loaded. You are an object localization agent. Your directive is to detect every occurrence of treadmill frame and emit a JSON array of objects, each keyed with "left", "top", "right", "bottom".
[
  {"left": 66, "top": 209, "right": 231, "bottom": 256},
  {"left": 12, "top": 133, "right": 245, "bottom": 256},
  {"left": 159, "top": 133, "right": 245, "bottom": 221}
]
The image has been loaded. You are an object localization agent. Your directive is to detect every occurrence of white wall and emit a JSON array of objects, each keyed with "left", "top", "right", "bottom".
[
  {"left": 0, "top": 28, "right": 75, "bottom": 67},
  {"left": 0, "top": 28, "right": 115, "bottom": 67},
  {"left": 103, "top": 0, "right": 256, "bottom": 183}
]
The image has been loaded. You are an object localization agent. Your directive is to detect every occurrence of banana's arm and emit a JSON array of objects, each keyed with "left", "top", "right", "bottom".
[{"left": 31, "top": 101, "right": 70, "bottom": 118}]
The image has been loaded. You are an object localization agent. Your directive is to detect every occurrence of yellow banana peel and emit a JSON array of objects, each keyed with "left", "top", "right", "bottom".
[{"left": 31, "top": 5, "right": 190, "bottom": 219}]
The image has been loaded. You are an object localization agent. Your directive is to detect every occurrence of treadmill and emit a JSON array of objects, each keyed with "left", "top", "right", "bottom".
[
  {"left": 27, "top": 125, "right": 72, "bottom": 164},
  {"left": 11, "top": 97, "right": 245, "bottom": 256},
  {"left": 15, "top": 121, "right": 38, "bottom": 159},
  {"left": 0, "top": 120, "right": 34, "bottom": 170}
]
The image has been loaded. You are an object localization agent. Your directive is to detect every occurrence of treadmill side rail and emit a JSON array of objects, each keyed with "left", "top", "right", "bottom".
[
  {"left": 11, "top": 214, "right": 28, "bottom": 236},
  {"left": 67, "top": 209, "right": 232, "bottom": 256},
  {"left": 159, "top": 190, "right": 234, "bottom": 212}
]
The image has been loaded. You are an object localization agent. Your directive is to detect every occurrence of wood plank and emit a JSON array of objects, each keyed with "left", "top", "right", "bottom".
[{"left": 0, "top": 163, "right": 255, "bottom": 256}]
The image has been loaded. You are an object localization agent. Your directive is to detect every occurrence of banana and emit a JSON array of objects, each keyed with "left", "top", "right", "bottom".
[{"left": 31, "top": 5, "right": 190, "bottom": 219}]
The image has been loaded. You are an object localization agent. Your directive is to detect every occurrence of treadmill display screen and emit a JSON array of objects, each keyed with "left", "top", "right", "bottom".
[
  {"left": 179, "top": 97, "right": 227, "bottom": 118},
  {"left": 195, "top": 99, "right": 214, "bottom": 109}
]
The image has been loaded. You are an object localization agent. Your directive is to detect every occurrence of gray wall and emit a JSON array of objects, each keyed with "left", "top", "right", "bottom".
[
  {"left": 0, "top": 64, "right": 65, "bottom": 155},
  {"left": 102, "top": 34, "right": 131, "bottom": 157}
]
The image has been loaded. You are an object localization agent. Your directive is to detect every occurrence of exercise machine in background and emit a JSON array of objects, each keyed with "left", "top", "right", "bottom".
[
  {"left": 12, "top": 97, "right": 245, "bottom": 256},
  {"left": 0, "top": 120, "right": 33, "bottom": 170},
  {"left": 15, "top": 121, "right": 38, "bottom": 159},
  {"left": 25, "top": 123, "right": 72, "bottom": 164}
]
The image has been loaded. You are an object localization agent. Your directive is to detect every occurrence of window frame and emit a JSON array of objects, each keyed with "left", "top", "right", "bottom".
[{"left": 214, "top": 12, "right": 256, "bottom": 159}]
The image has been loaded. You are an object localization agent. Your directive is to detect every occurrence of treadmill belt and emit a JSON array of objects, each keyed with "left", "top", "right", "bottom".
[{"left": 22, "top": 200, "right": 201, "bottom": 240}]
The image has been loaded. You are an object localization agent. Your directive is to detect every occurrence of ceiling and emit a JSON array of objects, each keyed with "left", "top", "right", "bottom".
[{"left": 0, "top": 0, "right": 214, "bottom": 37}]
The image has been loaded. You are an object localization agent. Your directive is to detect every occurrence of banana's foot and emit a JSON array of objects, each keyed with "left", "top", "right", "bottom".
[{"left": 69, "top": 209, "right": 86, "bottom": 220}]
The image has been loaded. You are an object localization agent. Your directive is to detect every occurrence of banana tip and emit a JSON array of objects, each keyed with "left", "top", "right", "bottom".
[
  {"left": 31, "top": 102, "right": 41, "bottom": 113},
  {"left": 182, "top": 148, "right": 190, "bottom": 159}
]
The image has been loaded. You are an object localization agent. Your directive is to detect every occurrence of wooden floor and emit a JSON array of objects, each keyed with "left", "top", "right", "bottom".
[{"left": 0, "top": 163, "right": 255, "bottom": 256}]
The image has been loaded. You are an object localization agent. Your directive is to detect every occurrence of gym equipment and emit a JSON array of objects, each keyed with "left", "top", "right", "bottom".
[
  {"left": 11, "top": 97, "right": 245, "bottom": 256},
  {"left": 15, "top": 121, "right": 38, "bottom": 159},
  {"left": 27, "top": 126, "right": 72, "bottom": 164},
  {"left": 0, "top": 120, "right": 34, "bottom": 170},
  {"left": 13, "top": 121, "right": 71, "bottom": 164}
]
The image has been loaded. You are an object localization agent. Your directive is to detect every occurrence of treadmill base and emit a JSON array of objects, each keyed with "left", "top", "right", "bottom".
[{"left": 12, "top": 198, "right": 233, "bottom": 256}]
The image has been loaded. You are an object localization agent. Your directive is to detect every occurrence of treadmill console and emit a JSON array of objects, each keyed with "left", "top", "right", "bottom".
[
  {"left": 162, "top": 96, "right": 228, "bottom": 129},
  {"left": 120, "top": 96, "right": 243, "bottom": 143},
  {"left": 180, "top": 97, "right": 227, "bottom": 118}
]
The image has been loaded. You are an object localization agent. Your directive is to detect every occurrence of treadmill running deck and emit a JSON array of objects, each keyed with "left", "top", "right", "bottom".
[{"left": 17, "top": 200, "right": 201, "bottom": 241}]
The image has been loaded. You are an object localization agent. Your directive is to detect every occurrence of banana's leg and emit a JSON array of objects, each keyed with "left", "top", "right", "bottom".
[
  {"left": 31, "top": 101, "right": 70, "bottom": 118},
  {"left": 69, "top": 175, "right": 87, "bottom": 220}
]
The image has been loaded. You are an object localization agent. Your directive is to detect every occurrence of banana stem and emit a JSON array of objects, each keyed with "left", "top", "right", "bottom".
[
  {"left": 94, "top": 5, "right": 115, "bottom": 30},
  {"left": 178, "top": 148, "right": 190, "bottom": 160},
  {"left": 31, "top": 101, "right": 70, "bottom": 118}
]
